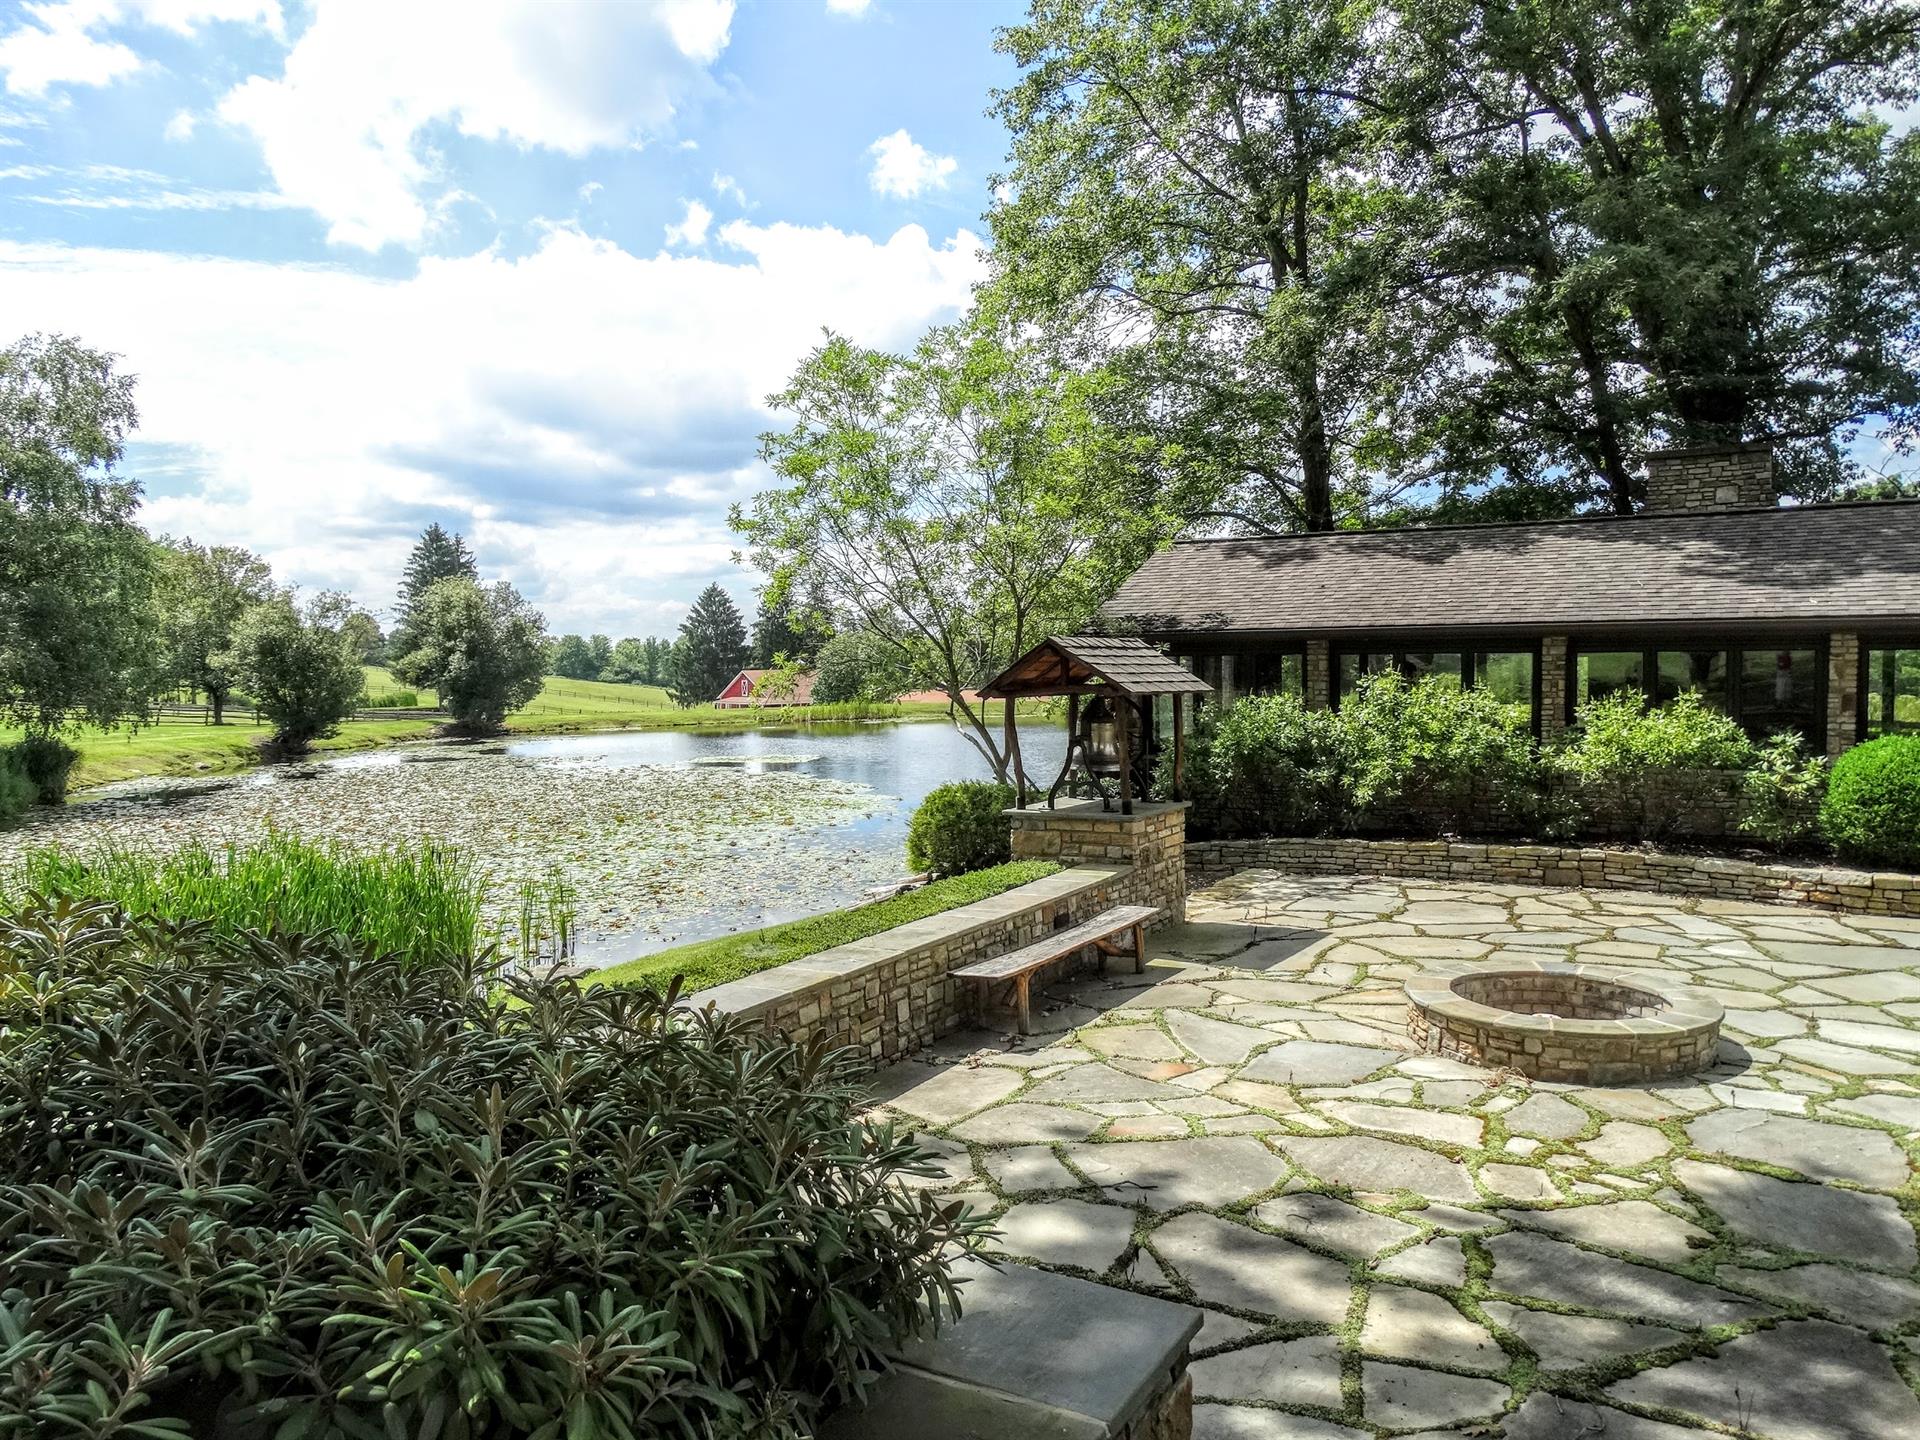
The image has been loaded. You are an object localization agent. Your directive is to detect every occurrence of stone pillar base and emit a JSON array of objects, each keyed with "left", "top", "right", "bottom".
[{"left": 1008, "top": 799, "right": 1189, "bottom": 922}]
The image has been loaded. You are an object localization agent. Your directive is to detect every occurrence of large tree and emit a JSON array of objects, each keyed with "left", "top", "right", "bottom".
[
  {"left": 0, "top": 335, "right": 164, "bottom": 781},
  {"left": 1390, "top": 0, "right": 1920, "bottom": 502},
  {"left": 673, "top": 583, "right": 750, "bottom": 706},
  {"left": 394, "top": 577, "right": 549, "bottom": 733},
  {"left": 738, "top": 325, "right": 1165, "bottom": 778},
  {"left": 991, "top": 0, "right": 1449, "bottom": 533},
  {"left": 155, "top": 538, "right": 275, "bottom": 724},
  {"left": 219, "top": 594, "right": 366, "bottom": 754},
  {"left": 391, "top": 523, "right": 477, "bottom": 656},
  {"left": 547, "top": 633, "right": 598, "bottom": 679}
]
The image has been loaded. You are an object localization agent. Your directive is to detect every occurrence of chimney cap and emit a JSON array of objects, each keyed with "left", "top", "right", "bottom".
[{"left": 1643, "top": 440, "right": 1775, "bottom": 461}]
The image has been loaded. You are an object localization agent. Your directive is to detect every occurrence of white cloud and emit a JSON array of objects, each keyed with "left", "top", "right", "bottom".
[
  {"left": 710, "top": 170, "right": 745, "bottom": 205},
  {"left": 163, "top": 106, "right": 194, "bottom": 140},
  {"left": 0, "top": 219, "right": 983, "bottom": 633},
  {"left": 663, "top": 197, "right": 711, "bottom": 247},
  {"left": 0, "top": 0, "right": 278, "bottom": 97},
  {"left": 825, "top": 0, "right": 873, "bottom": 16},
  {"left": 867, "top": 127, "right": 955, "bottom": 199},
  {"left": 217, "top": 0, "right": 735, "bottom": 251},
  {"left": 578, "top": 178, "right": 602, "bottom": 202}
]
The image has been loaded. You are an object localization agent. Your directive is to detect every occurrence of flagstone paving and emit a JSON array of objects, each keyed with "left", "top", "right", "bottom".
[{"left": 868, "top": 871, "right": 1920, "bottom": 1438}]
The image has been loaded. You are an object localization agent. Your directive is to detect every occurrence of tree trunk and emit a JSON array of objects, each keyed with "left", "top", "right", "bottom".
[
  {"left": 1560, "top": 301, "right": 1638, "bottom": 514},
  {"left": 210, "top": 689, "right": 226, "bottom": 726},
  {"left": 1299, "top": 373, "right": 1336, "bottom": 531}
]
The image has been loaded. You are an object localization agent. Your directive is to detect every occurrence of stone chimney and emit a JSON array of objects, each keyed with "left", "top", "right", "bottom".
[{"left": 1641, "top": 442, "right": 1775, "bottom": 512}]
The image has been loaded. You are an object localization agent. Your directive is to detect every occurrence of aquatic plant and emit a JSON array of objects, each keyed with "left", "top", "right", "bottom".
[{"left": 0, "top": 829, "right": 575, "bottom": 966}]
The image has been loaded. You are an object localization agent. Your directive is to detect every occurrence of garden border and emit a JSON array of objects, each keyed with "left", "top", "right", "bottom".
[{"left": 1185, "top": 835, "right": 1920, "bottom": 917}]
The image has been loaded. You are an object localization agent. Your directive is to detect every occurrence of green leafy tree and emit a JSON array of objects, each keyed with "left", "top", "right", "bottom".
[
  {"left": 641, "top": 636, "right": 672, "bottom": 684},
  {"left": 813, "top": 628, "right": 911, "bottom": 704},
  {"left": 602, "top": 636, "right": 652, "bottom": 685},
  {"left": 391, "top": 523, "right": 477, "bottom": 656},
  {"left": 587, "top": 633, "right": 613, "bottom": 678},
  {"left": 673, "top": 582, "right": 750, "bottom": 706},
  {"left": 154, "top": 538, "right": 275, "bottom": 723},
  {"left": 548, "top": 632, "right": 597, "bottom": 679},
  {"left": 752, "top": 589, "right": 814, "bottom": 667},
  {"left": 991, "top": 0, "right": 1448, "bottom": 532},
  {"left": 0, "top": 335, "right": 165, "bottom": 789},
  {"left": 395, "top": 577, "right": 549, "bottom": 733},
  {"left": 219, "top": 594, "right": 365, "bottom": 753},
  {"left": 740, "top": 325, "right": 1165, "bottom": 778},
  {"left": 336, "top": 607, "right": 386, "bottom": 664},
  {"left": 1391, "top": 0, "right": 1920, "bottom": 500}
]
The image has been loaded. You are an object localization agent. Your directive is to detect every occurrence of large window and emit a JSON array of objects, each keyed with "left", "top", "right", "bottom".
[
  {"left": 1336, "top": 647, "right": 1536, "bottom": 728},
  {"left": 1176, "top": 651, "right": 1303, "bottom": 705},
  {"left": 1864, "top": 647, "right": 1920, "bottom": 737},
  {"left": 1572, "top": 640, "right": 1825, "bottom": 745}
]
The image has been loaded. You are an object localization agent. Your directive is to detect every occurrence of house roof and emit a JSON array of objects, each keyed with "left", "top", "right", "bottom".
[
  {"left": 714, "top": 669, "right": 816, "bottom": 704},
  {"left": 981, "top": 634, "right": 1213, "bottom": 698},
  {"left": 1104, "top": 500, "right": 1920, "bottom": 638}
]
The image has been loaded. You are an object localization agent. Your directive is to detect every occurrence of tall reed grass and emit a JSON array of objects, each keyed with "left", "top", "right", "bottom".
[{"left": 1, "top": 830, "right": 574, "bottom": 968}]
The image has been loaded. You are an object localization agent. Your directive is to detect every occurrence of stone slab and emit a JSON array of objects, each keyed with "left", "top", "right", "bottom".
[
  {"left": 1497, "top": 1199, "right": 1713, "bottom": 1265},
  {"left": 1189, "top": 1335, "right": 1343, "bottom": 1408},
  {"left": 1500, "top": 1393, "right": 1718, "bottom": 1440},
  {"left": 1361, "top": 1363, "right": 1508, "bottom": 1429},
  {"left": 1317, "top": 1100, "right": 1483, "bottom": 1148},
  {"left": 1685, "top": 1109, "right": 1911, "bottom": 1188},
  {"left": 952, "top": 1102, "right": 1101, "bottom": 1144},
  {"left": 1481, "top": 1302, "right": 1683, "bottom": 1372},
  {"left": 1066, "top": 1137, "right": 1289, "bottom": 1211},
  {"left": 1360, "top": 1287, "right": 1503, "bottom": 1371},
  {"left": 1276, "top": 1135, "right": 1480, "bottom": 1202},
  {"left": 1152, "top": 1212, "right": 1353, "bottom": 1322},
  {"left": 1486, "top": 1231, "right": 1766, "bottom": 1328},
  {"left": 985, "top": 1146, "right": 1081, "bottom": 1193},
  {"left": 1674, "top": 1160, "right": 1917, "bottom": 1269},
  {"left": 1250, "top": 1192, "right": 1421, "bottom": 1258},
  {"left": 1242, "top": 1040, "right": 1400, "bottom": 1086},
  {"left": 991, "top": 1200, "right": 1137, "bottom": 1273},
  {"left": 1718, "top": 1263, "right": 1920, "bottom": 1331},
  {"left": 1608, "top": 1319, "right": 1920, "bottom": 1440}
]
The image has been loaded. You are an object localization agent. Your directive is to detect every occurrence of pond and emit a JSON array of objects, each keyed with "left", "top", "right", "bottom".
[{"left": 0, "top": 720, "right": 1068, "bottom": 964}]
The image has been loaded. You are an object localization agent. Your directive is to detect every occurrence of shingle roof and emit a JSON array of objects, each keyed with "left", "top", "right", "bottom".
[
  {"left": 981, "top": 634, "right": 1213, "bottom": 698},
  {"left": 1104, "top": 501, "right": 1920, "bottom": 637}
]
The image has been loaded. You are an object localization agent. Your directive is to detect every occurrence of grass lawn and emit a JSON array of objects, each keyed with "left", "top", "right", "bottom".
[{"left": 589, "top": 859, "right": 1063, "bottom": 996}]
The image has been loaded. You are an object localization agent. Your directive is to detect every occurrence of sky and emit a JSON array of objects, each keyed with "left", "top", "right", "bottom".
[{"left": 0, "top": 0, "right": 1024, "bottom": 638}]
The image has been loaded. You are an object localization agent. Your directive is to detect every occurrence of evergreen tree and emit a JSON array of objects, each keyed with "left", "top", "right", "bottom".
[
  {"left": 751, "top": 590, "right": 811, "bottom": 667},
  {"left": 673, "top": 584, "right": 749, "bottom": 706},
  {"left": 392, "top": 523, "right": 477, "bottom": 655}
]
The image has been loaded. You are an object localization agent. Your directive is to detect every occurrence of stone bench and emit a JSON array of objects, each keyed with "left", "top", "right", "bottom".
[
  {"left": 953, "top": 904, "right": 1157, "bottom": 1034},
  {"left": 821, "top": 1259, "right": 1198, "bottom": 1440}
]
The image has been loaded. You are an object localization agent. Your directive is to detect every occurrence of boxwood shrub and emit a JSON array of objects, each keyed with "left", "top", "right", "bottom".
[
  {"left": 906, "top": 780, "right": 1014, "bottom": 876},
  {"left": 0, "top": 902, "right": 975, "bottom": 1439},
  {"left": 1820, "top": 734, "right": 1920, "bottom": 869}
]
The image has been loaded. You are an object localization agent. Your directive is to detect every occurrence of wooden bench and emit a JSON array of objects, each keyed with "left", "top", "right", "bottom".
[{"left": 953, "top": 905, "right": 1159, "bottom": 1035}]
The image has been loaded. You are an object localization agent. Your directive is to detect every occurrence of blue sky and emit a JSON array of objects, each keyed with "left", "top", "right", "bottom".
[{"left": 0, "top": 0, "right": 1023, "bottom": 636}]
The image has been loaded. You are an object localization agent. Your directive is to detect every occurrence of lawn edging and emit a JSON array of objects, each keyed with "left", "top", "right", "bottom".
[
  {"left": 1186, "top": 835, "right": 1920, "bottom": 917},
  {"left": 591, "top": 859, "right": 1064, "bottom": 996}
]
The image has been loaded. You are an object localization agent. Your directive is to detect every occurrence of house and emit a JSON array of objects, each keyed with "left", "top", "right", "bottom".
[
  {"left": 1103, "top": 444, "right": 1920, "bottom": 754},
  {"left": 712, "top": 668, "right": 817, "bottom": 707}
]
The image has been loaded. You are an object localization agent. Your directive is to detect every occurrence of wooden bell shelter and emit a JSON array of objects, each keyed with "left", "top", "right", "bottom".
[{"left": 980, "top": 635, "right": 1213, "bottom": 815}]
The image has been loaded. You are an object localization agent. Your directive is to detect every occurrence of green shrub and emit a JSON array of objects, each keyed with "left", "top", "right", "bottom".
[
  {"left": 1337, "top": 673, "right": 1538, "bottom": 832},
  {"left": 360, "top": 686, "right": 419, "bottom": 708},
  {"left": 0, "top": 753, "right": 34, "bottom": 824},
  {"left": 0, "top": 904, "right": 975, "bottom": 1438},
  {"left": 1820, "top": 734, "right": 1920, "bottom": 869},
  {"left": 907, "top": 779, "right": 1015, "bottom": 875},
  {"left": 3, "top": 734, "right": 79, "bottom": 803},
  {"left": 1556, "top": 691, "right": 1756, "bottom": 839},
  {"left": 1178, "top": 692, "right": 1356, "bottom": 837},
  {"left": 1740, "top": 732, "right": 1830, "bottom": 848}
]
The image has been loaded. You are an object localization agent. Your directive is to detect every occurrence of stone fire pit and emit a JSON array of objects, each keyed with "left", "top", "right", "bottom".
[{"left": 1406, "top": 962, "right": 1723, "bottom": 1084}]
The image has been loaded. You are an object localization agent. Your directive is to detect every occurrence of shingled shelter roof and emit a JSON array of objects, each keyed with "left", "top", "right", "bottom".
[
  {"left": 980, "top": 634, "right": 1214, "bottom": 699},
  {"left": 1104, "top": 501, "right": 1920, "bottom": 637}
]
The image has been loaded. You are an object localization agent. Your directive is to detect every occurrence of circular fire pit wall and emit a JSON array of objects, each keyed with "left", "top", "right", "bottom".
[{"left": 1405, "top": 964, "right": 1722, "bottom": 1085}]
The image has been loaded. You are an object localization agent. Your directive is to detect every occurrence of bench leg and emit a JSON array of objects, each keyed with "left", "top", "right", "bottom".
[
  {"left": 1132, "top": 923, "right": 1146, "bottom": 975},
  {"left": 1015, "top": 973, "right": 1033, "bottom": 1035}
]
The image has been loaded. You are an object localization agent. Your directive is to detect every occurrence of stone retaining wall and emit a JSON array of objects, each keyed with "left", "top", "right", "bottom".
[
  {"left": 1186, "top": 836, "right": 1920, "bottom": 918},
  {"left": 1008, "top": 798, "right": 1189, "bottom": 921},
  {"left": 696, "top": 865, "right": 1136, "bottom": 1060}
]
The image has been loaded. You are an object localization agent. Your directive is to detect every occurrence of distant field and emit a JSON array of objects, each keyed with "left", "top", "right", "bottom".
[{"left": 360, "top": 668, "right": 677, "bottom": 714}]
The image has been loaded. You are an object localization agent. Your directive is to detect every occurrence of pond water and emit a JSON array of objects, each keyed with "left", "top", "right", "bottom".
[{"left": 0, "top": 720, "right": 1067, "bottom": 963}]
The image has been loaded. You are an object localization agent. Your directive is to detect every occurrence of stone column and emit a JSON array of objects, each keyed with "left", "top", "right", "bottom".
[
  {"left": 1539, "top": 636, "right": 1569, "bottom": 740},
  {"left": 1008, "top": 800, "right": 1189, "bottom": 922},
  {"left": 1827, "top": 632, "right": 1860, "bottom": 755},
  {"left": 1305, "top": 638, "right": 1331, "bottom": 710}
]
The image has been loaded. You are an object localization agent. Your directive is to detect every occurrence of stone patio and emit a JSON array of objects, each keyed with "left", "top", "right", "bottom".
[{"left": 870, "top": 871, "right": 1920, "bottom": 1440}]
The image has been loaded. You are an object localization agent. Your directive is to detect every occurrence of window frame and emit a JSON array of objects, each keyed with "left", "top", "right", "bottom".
[
  {"left": 1857, "top": 635, "right": 1920, "bottom": 740},
  {"left": 1332, "top": 638, "right": 1544, "bottom": 736},
  {"left": 1173, "top": 644, "right": 1308, "bottom": 708},
  {"left": 1566, "top": 636, "right": 1830, "bottom": 748}
]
